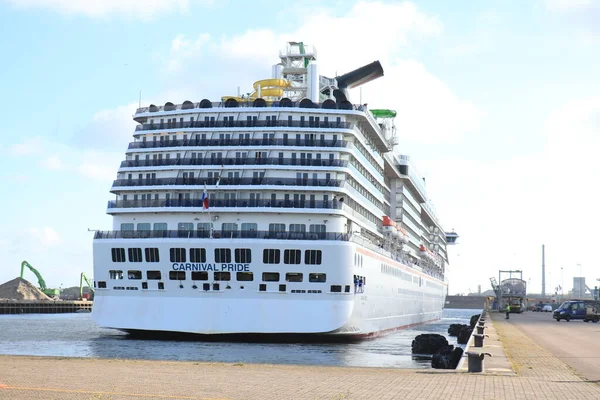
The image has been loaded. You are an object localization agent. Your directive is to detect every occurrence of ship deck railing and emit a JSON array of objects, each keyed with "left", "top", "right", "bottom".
[
  {"left": 134, "top": 120, "right": 354, "bottom": 132},
  {"left": 112, "top": 177, "right": 343, "bottom": 188},
  {"left": 135, "top": 101, "right": 365, "bottom": 115},
  {"left": 107, "top": 199, "right": 345, "bottom": 210},
  {"left": 94, "top": 230, "right": 350, "bottom": 241},
  {"left": 119, "top": 157, "right": 348, "bottom": 169},
  {"left": 128, "top": 138, "right": 349, "bottom": 150}
]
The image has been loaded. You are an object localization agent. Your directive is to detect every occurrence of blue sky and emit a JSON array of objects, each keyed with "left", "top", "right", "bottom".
[{"left": 0, "top": 0, "right": 598, "bottom": 295}]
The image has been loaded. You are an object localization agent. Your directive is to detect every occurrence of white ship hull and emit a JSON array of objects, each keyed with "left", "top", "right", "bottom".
[{"left": 92, "top": 239, "right": 447, "bottom": 337}]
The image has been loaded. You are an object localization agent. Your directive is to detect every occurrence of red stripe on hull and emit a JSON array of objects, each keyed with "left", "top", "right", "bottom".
[{"left": 342, "top": 317, "right": 441, "bottom": 339}]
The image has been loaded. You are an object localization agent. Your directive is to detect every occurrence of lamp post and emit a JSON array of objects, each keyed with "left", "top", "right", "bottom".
[
  {"left": 560, "top": 267, "right": 564, "bottom": 300},
  {"left": 577, "top": 263, "right": 582, "bottom": 298}
]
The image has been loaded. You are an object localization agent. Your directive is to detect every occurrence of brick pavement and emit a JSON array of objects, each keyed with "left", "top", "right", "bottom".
[{"left": 1, "top": 314, "right": 599, "bottom": 400}]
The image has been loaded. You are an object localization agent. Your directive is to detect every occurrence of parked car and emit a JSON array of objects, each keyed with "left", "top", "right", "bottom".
[
  {"left": 533, "top": 303, "right": 552, "bottom": 312},
  {"left": 553, "top": 300, "right": 600, "bottom": 322}
]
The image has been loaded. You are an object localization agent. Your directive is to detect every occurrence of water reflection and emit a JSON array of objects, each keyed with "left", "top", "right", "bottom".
[{"left": 0, "top": 309, "right": 479, "bottom": 368}]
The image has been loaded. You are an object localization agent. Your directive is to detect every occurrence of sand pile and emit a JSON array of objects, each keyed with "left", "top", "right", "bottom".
[{"left": 0, "top": 278, "right": 52, "bottom": 301}]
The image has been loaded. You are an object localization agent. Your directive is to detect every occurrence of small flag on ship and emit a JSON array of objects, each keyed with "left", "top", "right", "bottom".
[{"left": 201, "top": 184, "right": 209, "bottom": 209}]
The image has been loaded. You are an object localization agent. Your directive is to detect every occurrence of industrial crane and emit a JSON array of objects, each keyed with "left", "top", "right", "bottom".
[
  {"left": 80, "top": 272, "right": 94, "bottom": 300},
  {"left": 20, "top": 261, "right": 60, "bottom": 297}
]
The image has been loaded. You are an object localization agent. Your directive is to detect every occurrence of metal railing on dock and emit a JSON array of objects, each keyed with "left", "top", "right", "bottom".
[{"left": 0, "top": 300, "right": 93, "bottom": 315}]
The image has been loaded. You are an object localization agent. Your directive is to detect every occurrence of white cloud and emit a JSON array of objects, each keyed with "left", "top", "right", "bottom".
[
  {"left": 416, "top": 96, "right": 600, "bottom": 294},
  {"left": 78, "top": 162, "right": 118, "bottom": 182},
  {"left": 545, "top": 0, "right": 594, "bottom": 11},
  {"left": 9, "top": 137, "right": 43, "bottom": 155},
  {"left": 28, "top": 226, "right": 61, "bottom": 247},
  {"left": 73, "top": 102, "right": 138, "bottom": 150},
  {"left": 6, "top": 0, "right": 213, "bottom": 20},
  {"left": 40, "top": 154, "right": 65, "bottom": 170},
  {"left": 159, "top": 2, "right": 479, "bottom": 143}
]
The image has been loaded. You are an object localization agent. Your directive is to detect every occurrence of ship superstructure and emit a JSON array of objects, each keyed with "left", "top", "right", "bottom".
[{"left": 92, "top": 42, "right": 458, "bottom": 337}]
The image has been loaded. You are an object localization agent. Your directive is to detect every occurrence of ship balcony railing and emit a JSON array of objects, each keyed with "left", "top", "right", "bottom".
[
  {"left": 107, "top": 198, "right": 345, "bottom": 210},
  {"left": 119, "top": 157, "right": 348, "bottom": 169},
  {"left": 112, "top": 177, "right": 343, "bottom": 188},
  {"left": 134, "top": 120, "right": 353, "bottom": 132},
  {"left": 135, "top": 101, "right": 364, "bottom": 114},
  {"left": 94, "top": 229, "right": 349, "bottom": 241},
  {"left": 128, "top": 138, "right": 348, "bottom": 150}
]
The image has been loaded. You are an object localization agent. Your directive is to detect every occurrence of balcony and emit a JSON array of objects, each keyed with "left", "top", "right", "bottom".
[
  {"left": 128, "top": 138, "right": 348, "bottom": 150},
  {"left": 94, "top": 230, "right": 349, "bottom": 241},
  {"left": 135, "top": 100, "right": 362, "bottom": 115},
  {"left": 119, "top": 157, "right": 348, "bottom": 169},
  {"left": 112, "top": 177, "right": 343, "bottom": 188},
  {"left": 107, "top": 198, "right": 345, "bottom": 210},
  {"left": 135, "top": 120, "right": 353, "bottom": 132}
]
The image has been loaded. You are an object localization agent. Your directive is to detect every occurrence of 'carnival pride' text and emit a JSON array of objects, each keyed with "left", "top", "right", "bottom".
[{"left": 172, "top": 263, "right": 250, "bottom": 272}]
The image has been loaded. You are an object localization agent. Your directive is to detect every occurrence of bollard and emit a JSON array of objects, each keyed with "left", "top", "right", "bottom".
[
  {"left": 477, "top": 320, "right": 485, "bottom": 327},
  {"left": 473, "top": 333, "right": 489, "bottom": 347},
  {"left": 476, "top": 325, "right": 485, "bottom": 335},
  {"left": 466, "top": 352, "right": 492, "bottom": 373}
]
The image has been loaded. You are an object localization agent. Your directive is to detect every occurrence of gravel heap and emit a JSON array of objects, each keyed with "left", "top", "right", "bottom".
[{"left": 0, "top": 278, "right": 52, "bottom": 300}]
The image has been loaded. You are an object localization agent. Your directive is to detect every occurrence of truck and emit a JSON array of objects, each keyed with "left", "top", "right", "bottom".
[
  {"left": 500, "top": 278, "right": 527, "bottom": 313},
  {"left": 553, "top": 300, "right": 600, "bottom": 322}
]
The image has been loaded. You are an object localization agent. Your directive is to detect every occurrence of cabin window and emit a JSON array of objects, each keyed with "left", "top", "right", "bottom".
[
  {"left": 127, "top": 248, "right": 142, "bottom": 262},
  {"left": 215, "top": 248, "right": 231, "bottom": 263},
  {"left": 309, "top": 273, "right": 326, "bottom": 283},
  {"left": 214, "top": 272, "right": 231, "bottom": 281},
  {"left": 197, "top": 223, "right": 211, "bottom": 237},
  {"left": 309, "top": 224, "right": 326, "bottom": 234},
  {"left": 263, "top": 249, "right": 280, "bottom": 264},
  {"left": 147, "top": 271, "right": 161, "bottom": 280},
  {"left": 269, "top": 223, "right": 286, "bottom": 232},
  {"left": 109, "top": 270, "right": 123, "bottom": 280},
  {"left": 169, "top": 271, "right": 186, "bottom": 280},
  {"left": 284, "top": 249, "right": 301, "bottom": 264},
  {"left": 170, "top": 248, "right": 186, "bottom": 262},
  {"left": 111, "top": 248, "right": 126, "bottom": 263},
  {"left": 190, "top": 248, "right": 206, "bottom": 263},
  {"left": 285, "top": 273, "right": 303, "bottom": 282},
  {"left": 236, "top": 272, "right": 253, "bottom": 281},
  {"left": 305, "top": 250, "right": 322, "bottom": 265},
  {"left": 289, "top": 224, "right": 306, "bottom": 233},
  {"left": 137, "top": 223, "right": 151, "bottom": 231},
  {"left": 121, "top": 223, "right": 134, "bottom": 231},
  {"left": 191, "top": 271, "right": 209, "bottom": 281},
  {"left": 145, "top": 248, "right": 160, "bottom": 262},
  {"left": 153, "top": 223, "right": 167, "bottom": 231},
  {"left": 330, "top": 285, "right": 342, "bottom": 292},
  {"left": 235, "top": 248, "right": 251, "bottom": 263},
  {"left": 128, "top": 270, "right": 142, "bottom": 280},
  {"left": 259, "top": 284, "right": 266, "bottom": 291},
  {"left": 262, "top": 272, "right": 280, "bottom": 282},
  {"left": 97, "top": 281, "right": 107, "bottom": 288}
]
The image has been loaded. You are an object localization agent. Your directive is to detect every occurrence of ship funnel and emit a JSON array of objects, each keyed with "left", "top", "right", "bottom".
[{"left": 335, "top": 61, "right": 384, "bottom": 90}]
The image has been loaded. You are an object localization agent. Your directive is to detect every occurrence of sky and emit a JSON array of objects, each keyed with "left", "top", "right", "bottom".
[{"left": 0, "top": 0, "right": 599, "bottom": 295}]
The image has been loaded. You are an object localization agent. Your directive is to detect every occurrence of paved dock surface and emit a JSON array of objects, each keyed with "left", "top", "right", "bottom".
[
  {"left": 506, "top": 310, "right": 600, "bottom": 381},
  {"left": 1, "top": 312, "right": 600, "bottom": 399}
]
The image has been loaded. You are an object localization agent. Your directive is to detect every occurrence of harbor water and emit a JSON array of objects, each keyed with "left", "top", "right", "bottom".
[{"left": 0, "top": 308, "right": 478, "bottom": 368}]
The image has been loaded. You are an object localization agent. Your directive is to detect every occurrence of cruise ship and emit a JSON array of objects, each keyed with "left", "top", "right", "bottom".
[{"left": 92, "top": 42, "right": 458, "bottom": 338}]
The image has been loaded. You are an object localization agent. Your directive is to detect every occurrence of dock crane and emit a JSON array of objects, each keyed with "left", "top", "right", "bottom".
[
  {"left": 80, "top": 272, "right": 94, "bottom": 300},
  {"left": 20, "top": 261, "right": 60, "bottom": 297}
]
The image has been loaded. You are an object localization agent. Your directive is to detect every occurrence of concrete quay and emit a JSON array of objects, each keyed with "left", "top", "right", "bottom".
[{"left": 1, "top": 312, "right": 600, "bottom": 400}]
